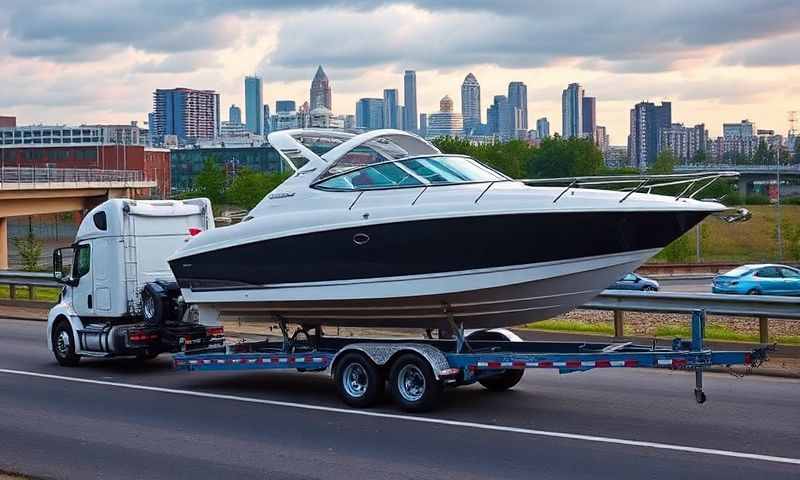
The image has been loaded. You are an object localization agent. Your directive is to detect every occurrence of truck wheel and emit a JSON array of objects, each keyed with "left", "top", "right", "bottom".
[
  {"left": 52, "top": 321, "right": 80, "bottom": 367},
  {"left": 334, "top": 352, "right": 383, "bottom": 408},
  {"left": 389, "top": 353, "right": 442, "bottom": 412},
  {"left": 478, "top": 370, "right": 525, "bottom": 392},
  {"left": 142, "top": 284, "right": 164, "bottom": 325}
]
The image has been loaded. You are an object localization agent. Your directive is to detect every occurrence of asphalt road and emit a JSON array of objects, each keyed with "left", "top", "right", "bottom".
[
  {"left": 657, "top": 277, "right": 715, "bottom": 293},
  {"left": 1, "top": 318, "right": 799, "bottom": 480}
]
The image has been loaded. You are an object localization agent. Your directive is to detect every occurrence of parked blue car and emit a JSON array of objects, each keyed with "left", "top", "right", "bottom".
[
  {"left": 609, "top": 273, "right": 660, "bottom": 291},
  {"left": 712, "top": 264, "right": 800, "bottom": 296}
]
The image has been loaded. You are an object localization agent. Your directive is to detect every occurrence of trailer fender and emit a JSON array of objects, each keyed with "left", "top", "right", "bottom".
[{"left": 330, "top": 343, "right": 452, "bottom": 380}]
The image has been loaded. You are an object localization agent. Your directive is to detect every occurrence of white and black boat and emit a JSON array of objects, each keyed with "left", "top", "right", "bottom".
[{"left": 168, "top": 129, "right": 736, "bottom": 329}]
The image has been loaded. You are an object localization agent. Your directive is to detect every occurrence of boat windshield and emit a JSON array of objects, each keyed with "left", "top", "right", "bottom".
[{"left": 313, "top": 155, "right": 506, "bottom": 191}]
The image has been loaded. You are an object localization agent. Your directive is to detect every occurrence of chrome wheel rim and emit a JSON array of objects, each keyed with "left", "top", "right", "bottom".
[
  {"left": 343, "top": 363, "right": 368, "bottom": 398},
  {"left": 397, "top": 364, "right": 426, "bottom": 403},
  {"left": 143, "top": 294, "right": 156, "bottom": 320},
  {"left": 56, "top": 330, "right": 71, "bottom": 357}
]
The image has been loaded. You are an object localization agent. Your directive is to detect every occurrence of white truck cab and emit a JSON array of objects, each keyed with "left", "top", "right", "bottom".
[{"left": 47, "top": 198, "right": 224, "bottom": 366}]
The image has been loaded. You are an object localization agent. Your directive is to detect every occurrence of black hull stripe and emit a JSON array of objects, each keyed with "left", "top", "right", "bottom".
[{"left": 170, "top": 211, "right": 708, "bottom": 289}]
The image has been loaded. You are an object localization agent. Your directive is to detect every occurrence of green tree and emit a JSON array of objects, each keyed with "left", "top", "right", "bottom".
[
  {"left": 650, "top": 150, "right": 676, "bottom": 174},
  {"left": 752, "top": 138, "right": 769, "bottom": 165},
  {"left": 528, "top": 137, "right": 602, "bottom": 178},
  {"left": 192, "top": 158, "right": 227, "bottom": 205},
  {"left": 691, "top": 149, "right": 708, "bottom": 165},
  {"left": 655, "top": 233, "right": 693, "bottom": 262},
  {"left": 13, "top": 232, "right": 44, "bottom": 272},
  {"left": 225, "top": 169, "right": 290, "bottom": 210}
]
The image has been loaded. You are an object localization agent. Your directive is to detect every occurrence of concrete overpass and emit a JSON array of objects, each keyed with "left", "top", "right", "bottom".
[
  {"left": 674, "top": 164, "right": 800, "bottom": 197},
  {"left": 0, "top": 167, "right": 156, "bottom": 269}
]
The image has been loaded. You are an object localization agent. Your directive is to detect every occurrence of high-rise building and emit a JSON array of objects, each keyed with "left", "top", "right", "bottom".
[
  {"left": 561, "top": 83, "right": 584, "bottom": 138},
  {"left": 507, "top": 81, "right": 528, "bottom": 130},
  {"left": 426, "top": 95, "right": 463, "bottom": 138},
  {"left": 383, "top": 89, "right": 399, "bottom": 129},
  {"left": 582, "top": 97, "right": 596, "bottom": 141},
  {"left": 263, "top": 104, "right": 271, "bottom": 134},
  {"left": 356, "top": 98, "right": 384, "bottom": 130},
  {"left": 629, "top": 101, "right": 672, "bottom": 170},
  {"left": 397, "top": 105, "right": 406, "bottom": 131},
  {"left": 244, "top": 75, "right": 264, "bottom": 135},
  {"left": 723, "top": 119, "right": 755, "bottom": 138},
  {"left": 486, "top": 96, "right": 502, "bottom": 135},
  {"left": 594, "top": 125, "right": 609, "bottom": 152},
  {"left": 419, "top": 113, "right": 428, "bottom": 137},
  {"left": 229, "top": 104, "right": 242, "bottom": 124},
  {"left": 276, "top": 100, "right": 296, "bottom": 113},
  {"left": 152, "top": 88, "right": 220, "bottom": 144},
  {"left": 536, "top": 117, "right": 550, "bottom": 139},
  {"left": 403, "top": 70, "right": 418, "bottom": 132},
  {"left": 461, "top": 73, "right": 481, "bottom": 135},
  {"left": 310, "top": 65, "right": 332, "bottom": 111}
]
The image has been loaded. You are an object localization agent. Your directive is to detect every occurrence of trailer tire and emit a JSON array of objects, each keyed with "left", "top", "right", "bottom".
[
  {"left": 389, "top": 353, "right": 442, "bottom": 412},
  {"left": 142, "top": 284, "right": 165, "bottom": 326},
  {"left": 52, "top": 320, "right": 80, "bottom": 367},
  {"left": 478, "top": 369, "right": 524, "bottom": 392},
  {"left": 334, "top": 352, "right": 383, "bottom": 408}
]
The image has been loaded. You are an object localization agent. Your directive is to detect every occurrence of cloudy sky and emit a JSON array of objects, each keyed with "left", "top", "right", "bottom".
[{"left": 2, "top": 0, "right": 799, "bottom": 143}]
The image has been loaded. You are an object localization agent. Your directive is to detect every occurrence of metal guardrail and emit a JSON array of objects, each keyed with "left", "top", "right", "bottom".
[
  {"left": 0, "top": 271, "right": 60, "bottom": 306},
  {"left": 0, "top": 166, "right": 145, "bottom": 186},
  {"left": 675, "top": 164, "right": 800, "bottom": 172},
  {"left": 0, "top": 271, "right": 796, "bottom": 342}
]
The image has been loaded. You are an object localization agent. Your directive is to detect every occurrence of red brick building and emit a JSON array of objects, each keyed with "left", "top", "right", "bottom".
[{"left": 0, "top": 116, "right": 16, "bottom": 128}]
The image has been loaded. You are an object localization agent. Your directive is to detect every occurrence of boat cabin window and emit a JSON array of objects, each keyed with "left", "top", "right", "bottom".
[
  {"left": 399, "top": 156, "right": 505, "bottom": 184},
  {"left": 316, "top": 162, "right": 423, "bottom": 190}
]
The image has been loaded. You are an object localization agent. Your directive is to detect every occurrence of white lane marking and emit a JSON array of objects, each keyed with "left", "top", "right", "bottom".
[{"left": 1, "top": 368, "right": 798, "bottom": 466}]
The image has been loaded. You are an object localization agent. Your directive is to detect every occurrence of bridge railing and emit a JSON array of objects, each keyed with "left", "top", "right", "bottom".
[
  {"left": 675, "top": 164, "right": 800, "bottom": 172},
  {"left": 0, "top": 167, "right": 146, "bottom": 186}
]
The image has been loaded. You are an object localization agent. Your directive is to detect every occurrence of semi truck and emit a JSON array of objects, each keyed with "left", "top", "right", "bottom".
[
  {"left": 47, "top": 199, "right": 224, "bottom": 366},
  {"left": 48, "top": 198, "right": 767, "bottom": 411}
]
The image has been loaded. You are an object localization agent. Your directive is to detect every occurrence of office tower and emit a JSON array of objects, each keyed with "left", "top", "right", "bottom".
[
  {"left": 263, "top": 104, "right": 271, "bottom": 134},
  {"left": 356, "top": 98, "right": 385, "bottom": 130},
  {"left": 461, "top": 73, "right": 481, "bottom": 135},
  {"left": 507, "top": 81, "right": 528, "bottom": 130},
  {"left": 629, "top": 101, "right": 672, "bottom": 169},
  {"left": 723, "top": 119, "right": 755, "bottom": 138},
  {"left": 310, "top": 65, "right": 332, "bottom": 111},
  {"left": 536, "top": 117, "right": 550, "bottom": 139},
  {"left": 276, "top": 100, "right": 296, "bottom": 113},
  {"left": 244, "top": 75, "right": 264, "bottom": 135},
  {"left": 582, "top": 97, "right": 596, "bottom": 140},
  {"left": 594, "top": 125, "right": 609, "bottom": 152},
  {"left": 427, "top": 95, "right": 463, "bottom": 138},
  {"left": 229, "top": 104, "right": 242, "bottom": 124},
  {"left": 419, "top": 113, "right": 428, "bottom": 137},
  {"left": 561, "top": 83, "right": 584, "bottom": 138},
  {"left": 403, "top": 70, "right": 418, "bottom": 132},
  {"left": 383, "top": 89, "right": 399, "bottom": 129},
  {"left": 152, "top": 88, "right": 220, "bottom": 144}
]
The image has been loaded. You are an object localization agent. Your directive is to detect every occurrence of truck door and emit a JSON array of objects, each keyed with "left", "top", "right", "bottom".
[
  {"left": 71, "top": 242, "right": 95, "bottom": 317},
  {"left": 91, "top": 237, "right": 114, "bottom": 314}
]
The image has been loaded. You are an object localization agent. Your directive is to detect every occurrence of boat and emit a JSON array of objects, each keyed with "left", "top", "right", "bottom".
[{"left": 167, "top": 128, "right": 736, "bottom": 330}]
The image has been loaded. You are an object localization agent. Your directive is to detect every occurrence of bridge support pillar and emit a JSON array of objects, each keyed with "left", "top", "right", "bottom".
[
  {"left": 0, "top": 217, "right": 7, "bottom": 270},
  {"left": 738, "top": 178, "right": 749, "bottom": 199}
]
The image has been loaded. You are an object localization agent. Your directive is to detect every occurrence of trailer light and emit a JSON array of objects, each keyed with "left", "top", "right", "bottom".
[
  {"left": 206, "top": 326, "right": 225, "bottom": 337},
  {"left": 128, "top": 330, "right": 159, "bottom": 342},
  {"left": 439, "top": 368, "right": 460, "bottom": 377},
  {"left": 188, "top": 227, "right": 203, "bottom": 236}
]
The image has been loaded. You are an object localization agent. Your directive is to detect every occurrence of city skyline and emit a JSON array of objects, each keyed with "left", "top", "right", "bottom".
[{"left": 2, "top": 2, "right": 800, "bottom": 142}]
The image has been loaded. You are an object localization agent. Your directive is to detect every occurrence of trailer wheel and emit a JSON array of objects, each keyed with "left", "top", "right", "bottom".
[
  {"left": 478, "top": 370, "right": 524, "bottom": 392},
  {"left": 142, "top": 284, "right": 164, "bottom": 325},
  {"left": 389, "top": 353, "right": 442, "bottom": 412},
  {"left": 52, "top": 320, "right": 80, "bottom": 367},
  {"left": 334, "top": 352, "right": 384, "bottom": 408}
]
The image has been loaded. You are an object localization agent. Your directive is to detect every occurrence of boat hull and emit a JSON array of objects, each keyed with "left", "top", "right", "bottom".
[{"left": 180, "top": 248, "right": 658, "bottom": 329}]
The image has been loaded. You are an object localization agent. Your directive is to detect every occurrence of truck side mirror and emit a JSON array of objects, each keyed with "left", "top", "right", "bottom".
[{"left": 53, "top": 248, "right": 76, "bottom": 285}]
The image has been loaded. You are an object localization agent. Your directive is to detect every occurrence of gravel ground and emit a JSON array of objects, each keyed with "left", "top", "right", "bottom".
[{"left": 560, "top": 309, "right": 800, "bottom": 338}]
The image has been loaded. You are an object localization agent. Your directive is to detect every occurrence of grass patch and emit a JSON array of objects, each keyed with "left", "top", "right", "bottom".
[
  {"left": 524, "top": 319, "right": 615, "bottom": 335},
  {"left": 0, "top": 284, "right": 61, "bottom": 303}
]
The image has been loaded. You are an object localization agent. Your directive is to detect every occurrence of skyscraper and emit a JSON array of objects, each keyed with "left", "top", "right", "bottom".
[
  {"left": 536, "top": 117, "right": 550, "bottom": 139},
  {"left": 276, "top": 100, "right": 296, "bottom": 113},
  {"left": 427, "top": 95, "right": 463, "bottom": 138},
  {"left": 356, "top": 98, "right": 384, "bottom": 130},
  {"left": 562, "top": 83, "right": 584, "bottom": 138},
  {"left": 582, "top": 96, "right": 596, "bottom": 141},
  {"left": 383, "top": 89, "right": 399, "bottom": 129},
  {"left": 403, "top": 70, "right": 418, "bottom": 132},
  {"left": 419, "top": 113, "right": 428, "bottom": 137},
  {"left": 629, "top": 101, "right": 672, "bottom": 170},
  {"left": 229, "top": 104, "right": 242, "bottom": 124},
  {"left": 461, "top": 73, "right": 481, "bottom": 135},
  {"left": 487, "top": 95, "right": 506, "bottom": 135},
  {"left": 263, "top": 104, "right": 271, "bottom": 134},
  {"left": 244, "top": 75, "right": 263, "bottom": 135},
  {"left": 507, "top": 81, "right": 528, "bottom": 130},
  {"left": 152, "top": 88, "right": 220, "bottom": 144},
  {"left": 310, "top": 65, "right": 332, "bottom": 111}
]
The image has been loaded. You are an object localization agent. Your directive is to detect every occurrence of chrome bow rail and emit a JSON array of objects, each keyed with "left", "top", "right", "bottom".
[{"left": 520, "top": 171, "right": 740, "bottom": 204}]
